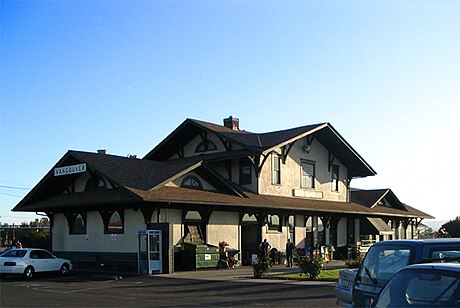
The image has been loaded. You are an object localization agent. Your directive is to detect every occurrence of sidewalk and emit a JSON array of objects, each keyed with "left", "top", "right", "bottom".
[{"left": 155, "top": 260, "right": 346, "bottom": 286}]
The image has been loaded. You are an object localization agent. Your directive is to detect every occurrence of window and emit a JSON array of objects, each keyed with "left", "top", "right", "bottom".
[
  {"left": 331, "top": 165, "right": 339, "bottom": 191},
  {"left": 106, "top": 211, "right": 124, "bottom": 234},
  {"left": 67, "top": 214, "right": 86, "bottom": 234},
  {"left": 1, "top": 250, "right": 27, "bottom": 258},
  {"left": 195, "top": 140, "right": 217, "bottom": 153},
  {"left": 267, "top": 214, "right": 282, "bottom": 232},
  {"left": 357, "top": 245, "right": 412, "bottom": 286},
  {"left": 301, "top": 160, "right": 315, "bottom": 188},
  {"left": 70, "top": 213, "right": 86, "bottom": 234},
  {"left": 181, "top": 175, "right": 203, "bottom": 190},
  {"left": 272, "top": 153, "right": 281, "bottom": 185},
  {"left": 85, "top": 174, "right": 106, "bottom": 191},
  {"left": 239, "top": 158, "right": 252, "bottom": 185}
]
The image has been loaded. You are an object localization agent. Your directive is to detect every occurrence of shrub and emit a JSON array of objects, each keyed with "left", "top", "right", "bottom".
[
  {"left": 345, "top": 258, "right": 362, "bottom": 269},
  {"left": 298, "top": 254, "right": 323, "bottom": 280},
  {"left": 345, "top": 244, "right": 362, "bottom": 268},
  {"left": 253, "top": 254, "right": 273, "bottom": 278}
]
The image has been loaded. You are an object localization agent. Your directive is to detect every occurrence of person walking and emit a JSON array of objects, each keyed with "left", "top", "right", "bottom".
[{"left": 286, "top": 238, "right": 295, "bottom": 267}]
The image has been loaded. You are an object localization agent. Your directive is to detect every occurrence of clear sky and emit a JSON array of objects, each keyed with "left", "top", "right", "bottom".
[{"left": 1, "top": 1, "right": 459, "bottom": 229}]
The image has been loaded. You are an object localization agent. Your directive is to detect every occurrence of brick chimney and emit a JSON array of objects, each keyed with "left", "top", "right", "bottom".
[{"left": 223, "top": 116, "right": 239, "bottom": 130}]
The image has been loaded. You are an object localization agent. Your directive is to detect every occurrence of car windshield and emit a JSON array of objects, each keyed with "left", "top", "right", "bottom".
[
  {"left": 357, "top": 245, "right": 412, "bottom": 286},
  {"left": 376, "top": 268, "right": 460, "bottom": 307},
  {"left": 0, "top": 249, "right": 27, "bottom": 258}
]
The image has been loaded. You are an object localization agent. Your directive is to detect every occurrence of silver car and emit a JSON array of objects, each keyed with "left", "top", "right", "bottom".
[
  {"left": 0, "top": 248, "right": 73, "bottom": 279},
  {"left": 336, "top": 268, "right": 358, "bottom": 307}
]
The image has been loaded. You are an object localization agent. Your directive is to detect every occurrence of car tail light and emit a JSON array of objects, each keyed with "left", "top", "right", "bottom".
[{"left": 4, "top": 261, "right": 16, "bottom": 266}]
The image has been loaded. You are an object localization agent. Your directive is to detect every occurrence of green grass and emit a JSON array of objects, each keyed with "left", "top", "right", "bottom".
[{"left": 274, "top": 268, "right": 345, "bottom": 281}]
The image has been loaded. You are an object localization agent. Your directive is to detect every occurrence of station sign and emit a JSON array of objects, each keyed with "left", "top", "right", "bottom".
[{"left": 54, "top": 163, "right": 87, "bottom": 176}]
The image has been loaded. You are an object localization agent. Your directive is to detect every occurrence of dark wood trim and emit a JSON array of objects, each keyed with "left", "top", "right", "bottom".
[
  {"left": 249, "top": 154, "right": 270, "bottom": 178},
  {"left": 328, "top": 152, "right": 336, "bottom": 172},
  {"left": 281, "top": 141, "right": 296, "bottom": 164}
]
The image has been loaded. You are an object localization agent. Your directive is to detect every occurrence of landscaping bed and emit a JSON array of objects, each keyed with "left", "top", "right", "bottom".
[{"left": 271, "top": 268, "right": 344, "bottom": 282}]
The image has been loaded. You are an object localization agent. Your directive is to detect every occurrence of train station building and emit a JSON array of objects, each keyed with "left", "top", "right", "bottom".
[{"left": 13, "top": 116, "right": 432, "bottom": 273}]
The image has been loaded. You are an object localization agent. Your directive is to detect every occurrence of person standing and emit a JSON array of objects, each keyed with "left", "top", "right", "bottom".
[
  {"left": 259, "top": 239, "right": 271, "bottom": 256},
  {"left": 286, "top": 238, "right": 295, "bottom": 267}
]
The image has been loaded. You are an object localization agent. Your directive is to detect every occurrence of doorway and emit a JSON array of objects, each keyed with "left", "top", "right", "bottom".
[{"left": 241, "top": 224, "right": 261, "bottom": 265}]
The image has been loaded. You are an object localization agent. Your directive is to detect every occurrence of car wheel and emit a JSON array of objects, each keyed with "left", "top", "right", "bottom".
[
  {"left": 60, "top": 263, "right": 70, "bottom": 275},
  {"left": 23, "top": 266, "right": 34, "bottom": 279}
]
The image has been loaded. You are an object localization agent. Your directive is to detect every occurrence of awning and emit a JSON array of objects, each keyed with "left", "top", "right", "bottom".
[{"left": 367, "top": 217, "right": 394, "bottom": 235}]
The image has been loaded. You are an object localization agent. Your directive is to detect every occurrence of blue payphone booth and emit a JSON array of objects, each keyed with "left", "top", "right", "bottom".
[{"left": 138, "top": 230, "right": 162, "bottom": 274}]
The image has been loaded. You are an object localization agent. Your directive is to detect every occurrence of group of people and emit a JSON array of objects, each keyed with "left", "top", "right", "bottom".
[{"left": 259, "top": 238, "right": 295, "bottom": 267}]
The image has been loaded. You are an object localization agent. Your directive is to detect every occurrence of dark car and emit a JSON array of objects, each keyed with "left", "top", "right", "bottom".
[
  {"left": 371, "top": 263, "right": 460, "bottom": 307},
  {"left": 352, "top": 238, "right": 460, "bottom": 307}
]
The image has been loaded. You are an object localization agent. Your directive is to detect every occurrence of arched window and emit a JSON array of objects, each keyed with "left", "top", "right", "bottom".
[
  {"left": 268, "top": 214, "right": 282, "bottom": 232},
  {"left": 106, "top": 211, "right": 123, "bottom": 234},
  {"left": 195, "top": 140, "right": 217, "bottom": 153},
  {"left": 85, "top": 174, "right": 106, "bottom": 191},
  {"left": 66, "top": 212, "right": 87, "bottom": 235},
  {"left": 71, "top": 214, "right": 86, "bottom": 234},
  {"left": 181, "top": 176, "right": 203, "bottom": 190}
]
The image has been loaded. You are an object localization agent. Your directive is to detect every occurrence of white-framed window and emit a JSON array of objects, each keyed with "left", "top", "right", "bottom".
[
  {"left": 267, "top": 214, "right": 282, "bottom": 232},
  {"left": 331, "top": 165, "right": 339, "bottom": 192},
  {"left": 272, "top": 153, "right": 281, "bottom": 185},
  {"left": 181, "top": 175, "right": 203, "bottom": 190},
  {"left": 301, "top": 160, "right": 315, "bottom": 189},
  {"left": 106, "top": 210, "right": 124, "bottom": 234}
]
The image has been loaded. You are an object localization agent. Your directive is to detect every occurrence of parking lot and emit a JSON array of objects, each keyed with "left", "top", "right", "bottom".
[{"left": 1, "top": 266, "right": 339, "bottom": 307}]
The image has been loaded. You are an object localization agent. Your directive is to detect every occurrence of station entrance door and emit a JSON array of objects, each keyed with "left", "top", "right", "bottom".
[{"left": 138, "top": 230, "right": 162, "bottom": 274}]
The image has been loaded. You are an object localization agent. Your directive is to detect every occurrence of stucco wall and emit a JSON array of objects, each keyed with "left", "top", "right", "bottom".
[
  {"left": 53, "top": 209, "right": 145, "bottom": 253},
  {"left": 294, "top": 215, "right": 305, "bottom": 247},
  {"left": 261, "top": 226, "right": 289, "bottom": 252},
  {"left": 52, "top": 213, "right": 67, "bottom": 251},
  {"left": 206, "top": 211, "right": 239, "bottom": 249},
  {"left": 258, "top": 138, "right": 348, "bottom": 202}
]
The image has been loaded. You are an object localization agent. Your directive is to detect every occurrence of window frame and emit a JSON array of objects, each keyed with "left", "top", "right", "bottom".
[
  {"left": 181, "top": 175, "right": 203, "bottom": 190},
  {"left": 195, "top": 140, "right": 217, "bottom": 153},
  {"left": 331, "top": 164, "right": 339, "bottom": 192},
  {"left": 70, "top": 213, "right": 87, "bottom": 235},
  {"left": 104, "top": 210, "right": 124, "bottom": 234},
  {"left": 272, "top": 153, "right": 281, "bottom": 185},
  {"left": 267, "top": 214, "right": 282, "bottom": 232},
  {"left": 239, "top": 158, "right": 252, "bottom": 185},
  {"left": 85, "top": 174, "right": 106, "bottom": 191},
  {"left": 301, "top": 159, "right": 316, "bottom": 189}
]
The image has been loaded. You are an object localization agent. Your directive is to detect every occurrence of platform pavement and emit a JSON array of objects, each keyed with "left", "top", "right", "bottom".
[{"left": 155, "top": 260, "right": 346, "bottom": 286}]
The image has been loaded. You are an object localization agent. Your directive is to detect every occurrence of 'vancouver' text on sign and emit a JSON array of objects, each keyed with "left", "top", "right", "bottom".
[{"left": 54, "top": 163, "right": 87, "bottom": 176}]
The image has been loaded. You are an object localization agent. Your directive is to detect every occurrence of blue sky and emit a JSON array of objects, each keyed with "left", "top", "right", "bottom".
[{"left": 1, "top": 1, "right": 459, "bottom": 229}]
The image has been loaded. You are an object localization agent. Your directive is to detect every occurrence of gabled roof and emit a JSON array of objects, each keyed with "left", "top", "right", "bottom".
[
  {"left": 144, "top": 118, "right": 376, "bottom": 178},
  {"left": 351, "top": 188, "right": 406, "bottom": 210},
  {"left": 13, "top": 150, "right": 244, "bottom": 212},
  {"left": 350, "top": 188, "right": 433, "bottom": 219}
]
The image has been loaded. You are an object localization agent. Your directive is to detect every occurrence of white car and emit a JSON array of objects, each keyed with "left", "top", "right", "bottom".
[{"left": 0, "top": 248, "right": 73, "bottom": 279}]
